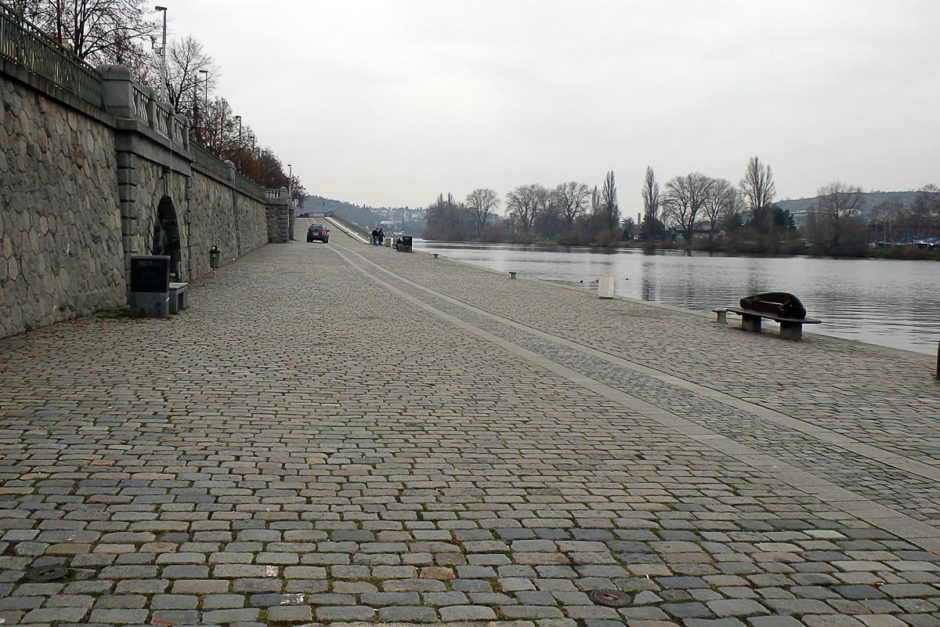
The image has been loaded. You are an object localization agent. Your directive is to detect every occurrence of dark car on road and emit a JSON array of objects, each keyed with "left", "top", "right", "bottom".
[{"left": 307, "top": 224, "right": 329, "bottom": 243}]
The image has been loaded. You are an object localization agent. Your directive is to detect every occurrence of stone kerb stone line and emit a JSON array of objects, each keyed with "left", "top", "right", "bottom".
[{"left": 330, "top": 242, "right": 940, "bottom": 552}]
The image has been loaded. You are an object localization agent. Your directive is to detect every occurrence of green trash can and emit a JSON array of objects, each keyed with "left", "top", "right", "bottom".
[{"left": 210, "top": 246, "right": 221, "bottom": 269}]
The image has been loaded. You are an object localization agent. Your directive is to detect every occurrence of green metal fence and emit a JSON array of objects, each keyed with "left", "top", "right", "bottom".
[
  {"left": 232, "top": 169, "right": 265, "bottom": 200},
  {"left": 0, "top": 2, "right": 103, "bottom": 108},
  {"left": 190, "top": 141, "right": 265, "bottom": 201}
]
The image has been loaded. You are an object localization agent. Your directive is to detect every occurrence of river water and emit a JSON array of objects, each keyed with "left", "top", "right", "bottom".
[{"left": 413, "top": 240, "right": 940, "bottom": 355}]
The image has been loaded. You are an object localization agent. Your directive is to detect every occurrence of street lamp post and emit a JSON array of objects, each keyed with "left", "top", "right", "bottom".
[
  {"left": 154, "top": 6, "right": 168, "bottom": 101},
  {"left": 234, "top": 115, "right": 242, "bottom": 170},
  {"left": 198, "top": 69, "right": 208, "bottom": 146},
  {"left": 288, "top": 163, "right": 292, "bottom": 200}
]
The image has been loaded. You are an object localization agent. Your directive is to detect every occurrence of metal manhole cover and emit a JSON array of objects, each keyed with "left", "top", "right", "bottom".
[
  {"left": 26, "top": 565, "right": 69, "bottom": 582},
  {"left": 589, "top": 588, "right": 631, "bottom": 607}
]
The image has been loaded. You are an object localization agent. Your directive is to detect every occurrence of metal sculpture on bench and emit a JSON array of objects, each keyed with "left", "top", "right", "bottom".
[{"left": 714, "top": 292, "right": 821, "bottom": 340}]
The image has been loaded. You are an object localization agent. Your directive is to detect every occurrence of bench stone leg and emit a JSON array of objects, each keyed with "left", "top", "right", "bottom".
[
  {"left": 780, "top": 321, "right": 803, "bottom": 340},
  {"left": 741, "top": 314, "right": 762, "bottom": 333},
  {"left": 168, "top": 289, "right": 180, "bottom": 314},
  {"left": 715, "top": 310, "right": 727, "bottom": 324}
]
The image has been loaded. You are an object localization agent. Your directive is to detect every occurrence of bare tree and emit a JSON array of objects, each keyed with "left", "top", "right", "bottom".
[
  {"left": 701, "top": 178, "right": 739, "bottom": 248},
  {"left": 465, "top": 188, "right": 499, "bottom": 239},
  {"left": 552, "top": 182, "right": 590, "bottom": 226},
  {"left": 153, "top": 36, "right": 218, "bottom": 115},
  {"left": 663, "top": 173, "right": 713, "bottom": 246},
  {"left": 598, "top": 170, "right": 620, "bottom": 230},
  {"left": 641, "top": 166, "right": 660, "bottom": 240},
  {"left": 813, "top": 182, "right": 864, "bottom": 251},
  {"left": 506, "top": 184, "right": 548, "bottom": 241},
  {"left": 739, "top": 156, "right": 776, "bottom": 231},
  {"left": 29, "top": 0, "right": 157, "bottom": 66}
]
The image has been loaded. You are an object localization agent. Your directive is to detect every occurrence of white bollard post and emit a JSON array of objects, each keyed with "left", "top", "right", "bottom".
[{"left": 598, "top": 274, "right": 614, "bottom": 299}]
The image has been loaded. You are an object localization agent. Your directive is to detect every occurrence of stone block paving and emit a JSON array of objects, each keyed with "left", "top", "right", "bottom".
[
  {"left": 361, "top": 237, "right": 940, "bottom": 471},
  {"left": 347, "top": 235, "right": 940, "bottom": 526},
  {"left": 0, "top": 225, "right": 936, "bottom": 625}
]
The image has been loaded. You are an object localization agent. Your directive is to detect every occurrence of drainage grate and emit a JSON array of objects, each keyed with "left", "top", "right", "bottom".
[
  {"left": 25, "top": 565, "right": 69, "bottom": 582},
  {"left": 589, "top": 588, "right": 632, "bottom": 607}
]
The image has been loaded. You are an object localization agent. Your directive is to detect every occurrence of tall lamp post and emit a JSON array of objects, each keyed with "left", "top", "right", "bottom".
[
  {"left": 287, "top": 163, "right": 292, "bottom": 201},
  {"left": 198, "top": 69, "right": 208, "bottom": 146},
  {"left": 154, "top": 6, "right": 168, "bottom": 101},
  {"left": 234, "top": 115, "right": 242, "bottom": 170}
]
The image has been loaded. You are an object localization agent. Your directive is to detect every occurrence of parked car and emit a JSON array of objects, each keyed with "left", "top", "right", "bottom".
[{"left": 307, "top": 224, "right": 329, "bottom": 243}]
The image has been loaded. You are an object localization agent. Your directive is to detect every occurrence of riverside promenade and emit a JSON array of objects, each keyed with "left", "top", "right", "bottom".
[{"left": 0, "top": 222, "right": 938, "bottom": 626}]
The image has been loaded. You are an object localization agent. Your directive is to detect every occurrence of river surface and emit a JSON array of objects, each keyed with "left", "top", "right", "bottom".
[{"left": 413, "top": 240, "right": 940, "bottom": 355}]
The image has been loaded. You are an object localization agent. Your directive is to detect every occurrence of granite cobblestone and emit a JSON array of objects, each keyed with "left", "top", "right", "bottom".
[{"left": 0, "top": 225, "right": 937, "bottom": 624}]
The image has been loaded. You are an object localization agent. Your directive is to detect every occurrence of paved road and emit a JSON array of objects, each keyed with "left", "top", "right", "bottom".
[{"left": 0, "top": 221, "right": 937, "bottom": 626}]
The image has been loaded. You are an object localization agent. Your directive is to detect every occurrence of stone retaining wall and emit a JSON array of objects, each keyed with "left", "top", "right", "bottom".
[
  {"left": 0, "top": 73, "right": 125, "bottom": 338},
  {"left": 188, "top": 169, "right": 269, "bottom": 274},
  {"left": 1, "top": 63, "right": 283, "bottom": 339}
]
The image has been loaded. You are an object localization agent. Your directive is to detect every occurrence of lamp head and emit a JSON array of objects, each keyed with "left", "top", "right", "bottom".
[{"left": 155, "top": 5, "right": 167, "bottom": 11}]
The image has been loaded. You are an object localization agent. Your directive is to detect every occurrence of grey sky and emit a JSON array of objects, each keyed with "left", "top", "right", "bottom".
[{"left": 170, "top": 0, "right": 940, "bottom": 210}]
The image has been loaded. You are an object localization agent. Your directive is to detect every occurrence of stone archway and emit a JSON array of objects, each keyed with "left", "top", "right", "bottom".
[{"left": 152, "top": 196, "right": 182, "bottom": 280}]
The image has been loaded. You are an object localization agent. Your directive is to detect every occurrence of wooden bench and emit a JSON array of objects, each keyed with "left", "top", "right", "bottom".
[
  {"left": 168, "top": 282, "right": 189, "bottom": 314},
  {"left": 713, "top": 307, "right": 821, "bottom": 341}
]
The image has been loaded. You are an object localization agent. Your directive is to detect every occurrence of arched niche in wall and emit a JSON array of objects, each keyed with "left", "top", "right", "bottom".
[{"left": 152, "top": 195, "right": 182, "bottom": 280}]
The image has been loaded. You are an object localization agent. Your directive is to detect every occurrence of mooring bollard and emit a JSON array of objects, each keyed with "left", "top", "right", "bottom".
[
  {"left": 509, "top": 271, "right": 516, "bottom": 279},
  {"left": 598, "top": 274, "right": 614, "bottom": 299},
  {"left": 433, "top": 253, "right": 438, "bottom": 259}
]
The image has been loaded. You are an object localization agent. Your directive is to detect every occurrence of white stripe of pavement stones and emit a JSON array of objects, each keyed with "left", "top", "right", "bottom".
[
  {"left": 331, "top": 243, "right": 940, "bottom": 552},
  {"left": 339, "top": 243, "right": 940, "bottom": 487}
]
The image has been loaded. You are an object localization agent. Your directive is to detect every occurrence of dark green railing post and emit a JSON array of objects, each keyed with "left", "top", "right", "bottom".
[{"left": 0, "top": 1, "right": 103, "bottom": 108}]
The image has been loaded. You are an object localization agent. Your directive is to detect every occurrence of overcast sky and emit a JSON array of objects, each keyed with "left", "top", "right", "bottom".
[{"left": 169, "top": 0, "right": 940, "bottom": 211}]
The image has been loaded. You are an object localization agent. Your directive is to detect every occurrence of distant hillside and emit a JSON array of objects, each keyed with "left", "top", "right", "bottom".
[
  {"left": 301, "top": 195, "right": 381, "bottom": 229},
  {"left": 777, "top": 191, "right": 920, "bottom": 217}
]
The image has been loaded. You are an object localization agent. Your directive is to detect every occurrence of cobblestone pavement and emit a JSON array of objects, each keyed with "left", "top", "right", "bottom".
[{"left": 0, "top": 222, "right": 936, "bottom": 626}]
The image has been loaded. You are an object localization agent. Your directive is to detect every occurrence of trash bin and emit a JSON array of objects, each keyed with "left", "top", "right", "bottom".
[
  {"left": 129, "top": 255, "right": 170, "bottom": 318},
  {"left": 209, "top": 246, "right": 221, "bottom": 269},
  {"left": 400, "top": 236, "right": 412, "bottom": 252}
]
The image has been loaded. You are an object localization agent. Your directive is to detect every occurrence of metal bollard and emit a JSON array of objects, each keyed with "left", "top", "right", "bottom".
[
  {"left": 598, "top": 274, "right": 614, "bottom": 299},
  {"left": 433, "top": 253, "right": 438, "bottom": 259},
  {"left": 509, "top": 271, "right": 516, "bottom": 279}
]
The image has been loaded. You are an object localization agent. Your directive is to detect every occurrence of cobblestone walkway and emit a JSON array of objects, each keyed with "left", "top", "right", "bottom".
[{"left": 0, "top": 222, "right": 937, "bottom": 626}]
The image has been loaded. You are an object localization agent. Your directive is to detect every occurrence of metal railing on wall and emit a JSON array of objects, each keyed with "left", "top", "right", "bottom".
[
  {"left": 0, "top": 2, "right": 103, "bottom": 108},
  {"left": 232, "top": 169, "right": 265, "bottom": 200},
  {"left": 190, "top": 141, "right": 265, "bottom": 201},
  {"left": 2, "top": 2, "right": 270, "bottom": 204}
]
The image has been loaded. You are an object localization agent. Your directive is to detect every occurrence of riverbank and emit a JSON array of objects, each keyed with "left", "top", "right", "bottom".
[
  {"left": 414, "top": 239, "right": 940, "bottom": 355},
  {"left": 0, "top": 223, "right": 937, "bottom": 624}
]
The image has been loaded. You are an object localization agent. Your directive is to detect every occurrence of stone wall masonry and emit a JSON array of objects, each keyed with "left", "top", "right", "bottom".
[
  {"left": 187, "top": 168, "right": 268, "bottom": 275},
  {"left": 1, "top": 60, "right": 282, "bottom": 339},
  {"left": 0, "top": 73, "right": 125, "bottom": 338}
]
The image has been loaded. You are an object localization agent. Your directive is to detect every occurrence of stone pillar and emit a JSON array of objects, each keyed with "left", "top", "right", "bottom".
[
  {"left": 264, "top": 188, "right": 291, "bottom": 243},
  {"left": 97, "top": 65, "right": 136, "bottom": 117},
  {"left": 116, "top": 151, "right": 140, "bottom": 281}
]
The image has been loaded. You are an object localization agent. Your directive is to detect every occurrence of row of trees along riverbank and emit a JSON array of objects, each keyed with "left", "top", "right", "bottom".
[
  {"left": 6, "top": 0, "right": 304, "bottom": 202},
  {"left": 423, "top": 157, "right": 940, "bottom": 259}
]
